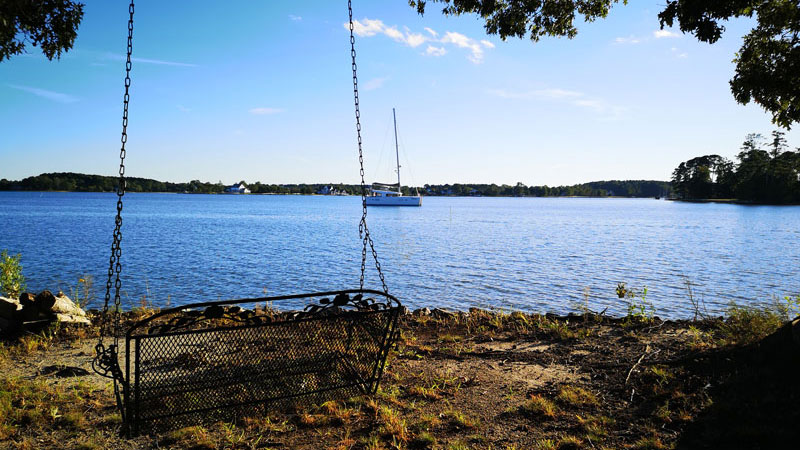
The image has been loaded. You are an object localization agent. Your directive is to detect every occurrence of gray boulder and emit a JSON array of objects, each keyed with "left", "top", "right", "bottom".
[
  {"left": 54, "top": 313, "right": 91, "bottom": 325},
  {"left": 52, "top": 293, "right": 87, "bottom": 317}
]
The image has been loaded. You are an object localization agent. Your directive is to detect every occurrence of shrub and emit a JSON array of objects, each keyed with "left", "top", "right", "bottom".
[
  {"left": 720, "top": 300, "right": 789, "bottom": 345},
  {"left": 0, "top": 250, "right": 25, "bottom": 298}
]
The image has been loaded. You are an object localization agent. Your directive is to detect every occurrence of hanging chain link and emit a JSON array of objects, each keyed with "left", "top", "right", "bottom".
[
  {"left": 349, "top": 0, "right": 388, "bottom": 294},
  {"left": 99, "top": 0, "right": 134, "bottom": 349}
]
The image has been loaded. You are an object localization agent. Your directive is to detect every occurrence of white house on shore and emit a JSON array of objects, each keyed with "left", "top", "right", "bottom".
[{"left": 224, "top": 183, "right": 251, "bottom": 194}]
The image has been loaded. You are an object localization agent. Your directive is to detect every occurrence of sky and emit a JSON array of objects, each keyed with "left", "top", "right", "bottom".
[{"left": 1, "top": 0, "right": 798, "bottom": 187}]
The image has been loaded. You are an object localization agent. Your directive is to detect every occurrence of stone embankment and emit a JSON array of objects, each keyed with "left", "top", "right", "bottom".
[{"left": 0, "top": 290, "right": 89, "bottom": 331}]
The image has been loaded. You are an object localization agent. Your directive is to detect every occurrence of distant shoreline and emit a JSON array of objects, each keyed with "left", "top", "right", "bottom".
[
  {"left": 0, "top": 172, "right": 671, "bottom": 198},
  {"left": 1, "top": 190, "right": 669, "bottom": 199},
  {"left": 668, "top": 198, "right": 800, "bottom": 206}
]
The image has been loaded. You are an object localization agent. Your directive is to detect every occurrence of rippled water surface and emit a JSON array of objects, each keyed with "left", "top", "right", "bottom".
[{"left": 1, "top": 192, "right": 798, "bottom": 318}]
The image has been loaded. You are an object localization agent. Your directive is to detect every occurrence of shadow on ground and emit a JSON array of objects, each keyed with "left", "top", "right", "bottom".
[{"left": 677, "top": 323, "right": 800, "bottom": 449}]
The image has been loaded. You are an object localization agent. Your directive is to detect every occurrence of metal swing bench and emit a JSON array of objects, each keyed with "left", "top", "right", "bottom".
[{"left": 93, "top": 0, "right": 401, "bottom": 436}]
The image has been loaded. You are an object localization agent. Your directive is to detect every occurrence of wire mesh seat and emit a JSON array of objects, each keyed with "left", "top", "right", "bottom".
[{"left": 117, "top": 290, "right": 401, "bottom": 435}]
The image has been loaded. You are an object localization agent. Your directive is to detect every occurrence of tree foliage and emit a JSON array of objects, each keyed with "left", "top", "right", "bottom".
[
  {"left": 672, "top": 132, "right": 800, "bottom": 203},
  {"left": 413, "top": 0, "right": 800, "bottom": 128},
  {"left": 0, "top": 0, "right": 84, "bottom": 62},
  {"left": 0, "top": 172, "right": 670, "bottom": 198}
]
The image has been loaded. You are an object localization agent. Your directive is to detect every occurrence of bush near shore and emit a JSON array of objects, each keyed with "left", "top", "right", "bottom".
[{"left": 1, "top": 300, "right": 799, "bottom": 450}]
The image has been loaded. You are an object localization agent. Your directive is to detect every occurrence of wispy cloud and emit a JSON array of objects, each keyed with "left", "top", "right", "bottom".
[
  {"left": 249, "top": 107, "right": 284, "bottom": 115},
  {"left": 614, "top": 35, "right": 641, "bottom": 44},
  {"left": 487, "top": 88, "right": 582, "bottom": 100},
  {"left": 177, "top": 104, "right": 192, "bottom": 112},
  {"left": 671, "top": 47, "right": 688, "bottom": 58},
  {"left": 346, "top": 18, "right": 491, "bottom": 63},
  {"left": 363, "top": 77, "right": 388, "bottom": 91},
  {"left": 488, "top": 87, "right": 627, "bottom": 120},
  {"left": 7, "top": 84, "right": 79, "bottom": 103},
  {"left": 132, "top": 57, "right": 197, "bottom": 67},
  {"left": 654, "top": 29, "right": 680, "bottom": 39},
  {"left": 104, "top": 52, "right": 197, "bottom": 67},
  {"left": 349, "top": 18, "right": 427, "bottom": 48},
  {"left": 425, "top": 45, "right": 446, "bottom": 57},
  {"left": 289, "top": 14, "right": 302, "bottom": 21}
]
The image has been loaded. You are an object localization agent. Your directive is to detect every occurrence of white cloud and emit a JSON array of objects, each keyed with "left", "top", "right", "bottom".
[
  {"left": 346, "top": 19, "right": 491, "bottom": 63},
  {"left": 363, "top": 77, "right": 388, "bottom": 91},
  {"left": 654, "top": 29, "right": 680, "bottom": 38},
  {"left": 383, "top": 26, "right": 405, "bottom": 42},
  {"left": 249, "top": 107, "right": 284, "bottom": 115},
  {"left": 406, "top": 33, "right": 427, "bottom": 48},
  {"left": 176, "top": 104, "right": 192, "bottom": 112},
  {"left": 441, "top": 31, "right": 485, "bottom": 63},
  {"left": 348, "top": 18, "right": 428, "bottom": 48},
  {"left": 289, "top": 14, "right": 302, "bottom": 21},
  {"left": 614, "top": 35, "right": 641, "bottom": 44},
  {"left": 425, "top": 45, "right": 447, "bottom": 57},
  {"left": 7, "top": 84, "right": 79, "bottom": 103}
]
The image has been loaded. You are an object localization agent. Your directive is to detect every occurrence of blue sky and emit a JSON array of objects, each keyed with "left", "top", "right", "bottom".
[{"left": 1, "top": 0, "right": 797, "bottom": 186}]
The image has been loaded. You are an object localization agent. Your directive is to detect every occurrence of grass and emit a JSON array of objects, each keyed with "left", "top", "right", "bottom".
[
  {"left": 411, "top": 430, "right": 437, "bottom": 448},
  {"left": 377, "top": 405, "right": 410, "bottom": 443},
  {"left": 444, "top": 409, "right": 479, "bottom": 430},
  {"left": 2, "top": 300, "right": 799, "bottom": 449},
  {"left": 556, "top": 385, "right": 597, "bottom": 406},
  {"left": 0, "top": 377, "right": 103, "bottom": 443},
  {"left": 578, "top": 414, "right": 614, "bottom": 441},
  {"left": 519, "top": 395, "right": 559, "bottom": 419},
  {"left": 631, "top": 435, "right": 669, "bottom": 450},
  {"left": 719, "top": 299, "right": 793, "bottom": 345},
  {"left": 407, "top": 385, "right": 442, "bottom": 400}
]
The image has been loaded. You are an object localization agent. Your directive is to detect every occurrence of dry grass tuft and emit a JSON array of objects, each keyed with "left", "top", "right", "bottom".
[
  {"left": 557, "top": 385, "right": 598, "bottom": 406},
  {"left": 520, "top": 394, "right": 559, "bottom": 418},
  {"left": 378, "top": 405, "right": 410, "bottom": 442}
]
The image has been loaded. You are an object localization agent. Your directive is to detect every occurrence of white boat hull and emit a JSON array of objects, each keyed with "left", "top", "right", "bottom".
[{"left": 366, "top": 195, "right": 422, "bottom": 207}]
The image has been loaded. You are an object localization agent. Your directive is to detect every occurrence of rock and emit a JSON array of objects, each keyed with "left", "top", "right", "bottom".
[
  {"left": 19, "top": 292, "right": 35, "bottom": 307},
  {"left": 34, "top": 290, "right": 57, "bottom": 311},
  {"left": 41, "top": 365, "right": 90, "bottom": 378},
  {"left": 792, "top": 316, "right": 800, "bottom": 349},
  {"left": 0, "top": 316, "right": 20, "bottom": 332},
  {"left": 52, "top": 293, "right": 87, "bottom": 317},
  {"left": 413, "top": 307, "right": 431, "bottom": 317},
  {"left": 0, "top": 296, "right": 21, "bottom": 320},
  {"left": 19, "top": 303, "right": 48, "bottom": 322},
  {"left": 54, "top": 313, "right": 91, "bottom": 325},
  {"left": 431, "top": 308, "right": 456, "bottom": 319}
]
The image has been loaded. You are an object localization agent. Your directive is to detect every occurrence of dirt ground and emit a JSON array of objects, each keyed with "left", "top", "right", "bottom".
[{"left": 1, "top": 309, "right": 799, "bottom": 449}]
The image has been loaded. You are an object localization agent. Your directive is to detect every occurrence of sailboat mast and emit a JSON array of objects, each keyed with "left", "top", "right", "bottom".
[{"left": 393, "top": 108, "right": 401, "bottom": 194}]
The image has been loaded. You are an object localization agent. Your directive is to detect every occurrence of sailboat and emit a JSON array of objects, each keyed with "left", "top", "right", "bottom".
[{"left": 366, "top": 109, "right": 423, "bottom": 207}]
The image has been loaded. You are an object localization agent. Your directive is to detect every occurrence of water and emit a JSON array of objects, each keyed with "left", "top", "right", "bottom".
[{"left": 0, "top": 192, "right": 798, "bottom": 318}]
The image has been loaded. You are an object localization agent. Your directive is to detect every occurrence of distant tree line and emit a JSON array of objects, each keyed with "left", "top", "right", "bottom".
[
  {"left": 421, "top": 180, "right": 670, "bottom": 198},
  {"left": 672, "top": 131, "right": 800, "bottom": 203},
  {"left": 0, "top": 173, "right": 224, "bottom": 194},
  {"left": 0, "top": 172, "right": 670, "bottom": 198}
]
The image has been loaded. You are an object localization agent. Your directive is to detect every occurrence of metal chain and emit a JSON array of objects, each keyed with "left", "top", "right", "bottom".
[
  {"left": 99, "top": 0, "right": 134, "bottom": 347},
  {"left": 349, "top": 0, "right": 388, "bottom": 294}
]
